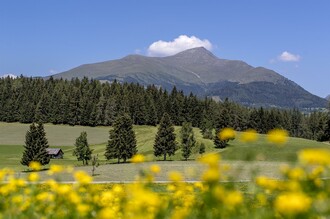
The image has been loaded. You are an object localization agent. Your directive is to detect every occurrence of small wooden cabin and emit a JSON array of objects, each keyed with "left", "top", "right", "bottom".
[{"left": 46, "top": 148, "right": 64, "bottom": 159}]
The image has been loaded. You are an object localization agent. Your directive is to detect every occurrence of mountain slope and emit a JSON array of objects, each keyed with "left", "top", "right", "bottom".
[{"left": 52, "top": 47, "right": 327, "bottom": 108}]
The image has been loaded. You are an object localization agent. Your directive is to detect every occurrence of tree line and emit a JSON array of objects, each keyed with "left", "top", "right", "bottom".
[
  {"left": 22, "top": 112, "right": 199, "bottom": 167},
  {"left": 1, "top": 75, "right": 329, "bottom": 142}
]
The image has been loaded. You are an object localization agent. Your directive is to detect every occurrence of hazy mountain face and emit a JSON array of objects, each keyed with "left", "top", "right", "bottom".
[{"left": 52, "top": 47, "right": 327, "bottom": 108}]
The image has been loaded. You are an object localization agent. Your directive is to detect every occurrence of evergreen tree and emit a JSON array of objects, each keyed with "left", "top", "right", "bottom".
[
  {"left": 73, "top": 131, "right": 93, "bottom": 165},
  {"left": 180, "top": 122, "right": 196, "bottom": 161},
  {"left": 200, "top": 118, "right": 214, "bottom": 139},
  {"left": 105, "top": 114, "right": 137, "bottom": 163},
  {"left": 21, "top": 123, "right": 50, "bottom": 167},
  {"left": 214, "top": 133, "right": 228, "bottom": 149},
  {"left": 213, "top": 102, "right": 230, "bottom": 149},
  {"left": 154, "top": 113, "right": 177, "bottom": 161},
  {"left": 35, "top": 92, "right": 52, "bottom": 123}
]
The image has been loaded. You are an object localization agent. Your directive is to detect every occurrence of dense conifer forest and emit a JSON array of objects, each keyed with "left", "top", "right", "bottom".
[{"left": 0, "top": 76, "right": 329, "bottom": 141}]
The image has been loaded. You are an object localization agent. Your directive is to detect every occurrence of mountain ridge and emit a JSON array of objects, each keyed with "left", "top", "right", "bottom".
[{"left": 51, "top": 47, "right": 327, "bottom": 108}]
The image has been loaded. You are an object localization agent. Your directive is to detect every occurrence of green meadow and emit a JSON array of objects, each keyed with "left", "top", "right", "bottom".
[{"left": 0, "top": 122, "right": 328, "bottom": 181}]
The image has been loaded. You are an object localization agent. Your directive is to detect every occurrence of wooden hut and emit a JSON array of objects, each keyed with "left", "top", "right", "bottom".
[{"left": 46, "top": 148, "right": 64, "bottom": 159}]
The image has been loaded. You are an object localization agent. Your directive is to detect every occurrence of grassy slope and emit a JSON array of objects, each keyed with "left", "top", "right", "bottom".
[{"left": 0, "top": 122, "right": 329, "bottom": 176}]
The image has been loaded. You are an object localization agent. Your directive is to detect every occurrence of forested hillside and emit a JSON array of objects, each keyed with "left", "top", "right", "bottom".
[{"left": 0, "top": 76, "right": 329, "bottom": 141}]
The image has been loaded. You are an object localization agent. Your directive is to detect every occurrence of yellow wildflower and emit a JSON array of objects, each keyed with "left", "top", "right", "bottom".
[
  {"left": 100, "top": 191, "right": 114, "bottom": 206},
  {"left": 77, "top": 204, "right": 90, "bottom": 216},
  {"left": 240, "top": 129, "right": 258, "bottom": 142},
  {"left": 74, "top": 170, "right": 93, "bottom": 185},
  {"left": 267, "top": 129, "right": 288, "bottom": 145},
  {"left": 218, "top": 127, "right": 235, "bottom": 141},
  {"left": 11, "top": 195, "right": 23, "bottom": 204},
  {"left": 168, "top": 171, "right": 183, "bottom": 182},
  {"left": 48, "top": 164, "right": 64, "bottom": 175},
  {"left": 28, "top": 172, "right": 39, "bottom": 182},
  {"left": 167, "top": 184, "right": 176, "bottom": 192},
  {"left": 56, "top": 184, "right": 72, "bottom": 195},
  {"left": 226, "top": 191, "right": 243, "bottom": 208},
  {"left": 274, "top": 192, "right": 311, "bottom": 216},
  {"left": 98, "top": 207, "right": 118, "bottom": 219},
  {"left": 213, "top": 185, "right": 225, "bottom": 201},
  {"left": 298, "top": 148, "right": 330, "bottom": 166},
  {"left": 201, "top": 168, "right": 220, "bottom": 183},
  {"left": 194, "top": 182, "right": 204, "bottom": 190},
  {"left": 198, "top": 153, "right": 220, "bottom": 168},
  {"left": 36, "top": 192, "right": 54, "bottom": 202},
  {"left": 288, "top": 167, "right": 306, "bottom": 180},
  {"left": 131, "top": 154, "right": 145, "bottom": 163},
  {"left": 69, "top": 191, "right": 81, "bottom": 204},
  {"left": 150, "top": 164, "right": 161, "bottom": 174},
  {"left": 29, "top": 161, "right": 41, "bottom": 171},
  {"left": 256, "top": 176, "right": 279, "bottom": 191}
]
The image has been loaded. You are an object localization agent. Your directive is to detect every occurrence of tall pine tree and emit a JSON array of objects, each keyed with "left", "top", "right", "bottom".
[
  {"left": 180, "top": 122, "right": 196, "bottom": 161},
  {"left": 21, "top": 123, "right": 50, "bottom": 167},
  {"left": 73, "top": 131, "right": 93, "bottom": 165},
  {"left": 105, "top": 114, "right": 137, "bottom": 163},
  {"left": 154, "top": 113, "right": 177, "bottom": 161}
]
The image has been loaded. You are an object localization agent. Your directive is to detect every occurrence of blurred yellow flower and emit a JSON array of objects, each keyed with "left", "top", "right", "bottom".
[
  {"left": 267, "top": 129, "right": 288, "bottom": 145},
  {"left": 74, "top": 171, "right": 93, "bottom": 185},
  {"left": 77, "top": 204, "right": 90, "bottom": 215},
  {"left": 98, "top": 207, "right": 117, "bottom": 219},
  {"left": 198, "top": 153, "right": 220, "bottom": 168},
  {"left": 69, "top": 191, "right": 81, "bottom": 204},
  {"left": 150, "top": 164, "right": 161, "bottom": 174},
  {"left": 226, "top": 191, "right": 243, "bottom": 208},
  {"left": 11, "top": 195, "right": 23, "bottom": 204},
  {"left": 131, "top": 154, "right": 145, "bottom": 163},
  {"left": 57, "top": 185, "right": 71, "bottom": 195},
  {"left": 29, "top": 161, "right": 41, "bottom": 171},
  {"left": 36, "top": 192, "right": 54, "bottom": 202},
  {"left": 218, "top": 127, "right": 236, "bottom": 141},
  {"left": 202, "top": 168, "right": 220, "bottom": 183},
  {"left": 274, "top": 192, "right": 311, "bottom": 215},
  {"left": 256, "top": 176, "right": 280, "bottom": 191},
  {"left": 288, "top": 167, "right": 306, "bottom": 180},
  {"left": 298, "top": 148, "right": 330, "bottom": 166},
  {"left": 168, "top": 171, "right": 183, "bottom": 182},
  {"left": 48, "top": 164, "right": 64, "bottom": 175},
  {"left": 28, "top": 172, "right": 39, "bottom": 182},
  {"left": 240, "top": 129, "right": 258, "bottom": 142}
]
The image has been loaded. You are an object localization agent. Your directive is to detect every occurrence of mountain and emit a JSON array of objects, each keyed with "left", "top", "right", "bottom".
[
  {"left": 51, "top": 47, "right": 327, "bottom": 108},
  {"left": 1, "top": 74, "right": 17, "bottom": 79}
]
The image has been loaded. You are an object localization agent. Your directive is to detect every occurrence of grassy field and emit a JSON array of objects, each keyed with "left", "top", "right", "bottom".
[{"left": 0, "top": 122, "right": 329, "bottom": 181}]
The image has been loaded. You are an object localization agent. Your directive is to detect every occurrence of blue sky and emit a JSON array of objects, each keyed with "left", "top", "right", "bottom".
[{"left": 1, "top": 1, "right": 329, "bottom": 97}]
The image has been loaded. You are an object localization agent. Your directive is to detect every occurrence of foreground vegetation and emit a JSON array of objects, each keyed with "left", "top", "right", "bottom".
[{"left": 1, "top": 149, "right": 330, "bottom": 218}]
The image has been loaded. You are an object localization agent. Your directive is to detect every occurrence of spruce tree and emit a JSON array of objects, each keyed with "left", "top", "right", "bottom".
[
  {"left": 73, "top": 131, "right": 93, "bottom": 165},
  {"left": 105, "top": 114, "right": 137, "bottom": 163},
  {"left": 21, "top": 123, "right": 50, "bottom": 167},
  {"left": 154, "top": 113, "right": 177, "bottom": 161},
  {"left": 180, "top": 122, "right": 196, "bottom": 161}
]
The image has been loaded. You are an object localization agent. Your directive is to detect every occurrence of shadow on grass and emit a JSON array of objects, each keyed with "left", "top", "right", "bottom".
[{"left": 21, "top": 168, "right": 50, "bottom": 173}]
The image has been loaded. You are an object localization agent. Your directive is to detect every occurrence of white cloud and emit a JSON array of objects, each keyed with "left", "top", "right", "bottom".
[
  {"left": 1, "top": 74, "right": 17, "bottom": 79},
  {"left": 278, "top": 51, "right": 301, "bottom": 62},
  {"left": 147, "top": 35, "right": 213, "bottom": 57}
]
